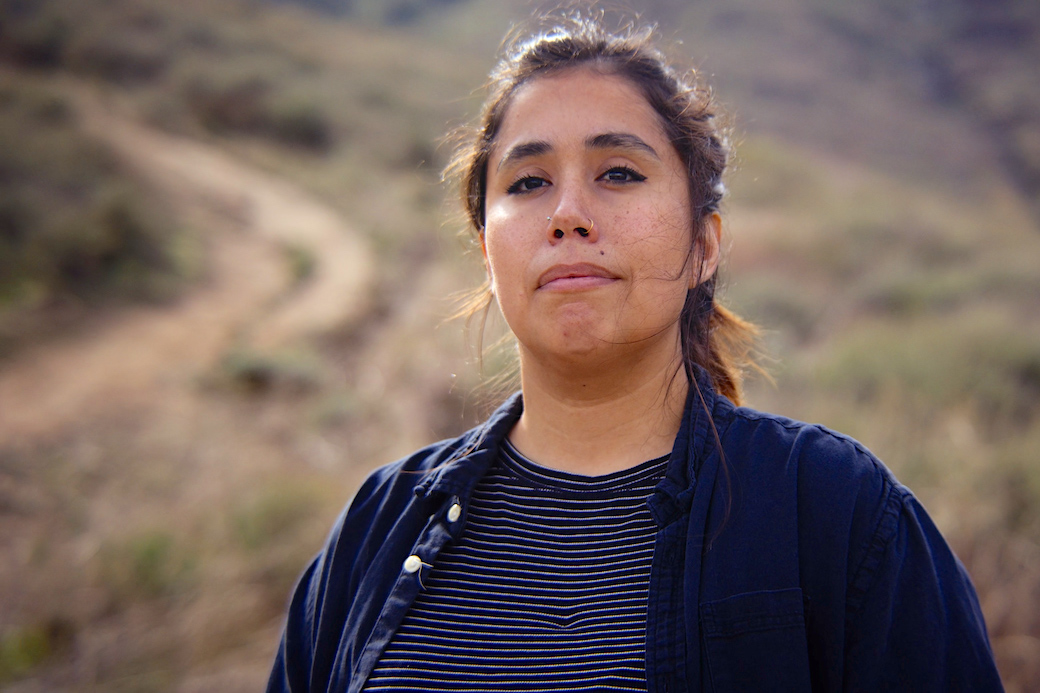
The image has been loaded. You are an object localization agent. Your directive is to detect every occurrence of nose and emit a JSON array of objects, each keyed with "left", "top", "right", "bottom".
[
  {"left": 547, "top": 214, "right": 598, "bottom": 244},
  {"left": 546, "top": 175, "right": 598, "bottom": 244}
]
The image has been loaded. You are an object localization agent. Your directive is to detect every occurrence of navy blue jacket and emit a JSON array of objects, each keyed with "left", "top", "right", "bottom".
[{"left": 267, "top": 371, "right": 1003, "bottom": 692}]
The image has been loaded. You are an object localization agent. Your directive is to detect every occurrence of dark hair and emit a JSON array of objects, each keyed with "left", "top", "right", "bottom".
[{"left": 446, "top": 11, "right": 760, "bottom": 404}]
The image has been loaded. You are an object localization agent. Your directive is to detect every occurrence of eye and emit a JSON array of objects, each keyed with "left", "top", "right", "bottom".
[
  {"left": 600, "top": 166, "right": 647, "bottom": 184},
  {"left": 506, "top": 175, "right": 549, "bottom": 194}
]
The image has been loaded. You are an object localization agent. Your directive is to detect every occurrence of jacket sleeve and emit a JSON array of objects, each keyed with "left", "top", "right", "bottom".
[
  {"left": 842, "top": 484, "right": 1004, "bottom": 691},
  {"left": 267, "top": 556, "right": 322, "bottom": 693},
  {"left": 265, "top": 466, "right": 393, "bottom": 693}
]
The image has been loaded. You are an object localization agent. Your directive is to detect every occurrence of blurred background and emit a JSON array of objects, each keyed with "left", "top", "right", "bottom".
[{"left": 0, "top": 0, "right": 1037, "bottom": 690}]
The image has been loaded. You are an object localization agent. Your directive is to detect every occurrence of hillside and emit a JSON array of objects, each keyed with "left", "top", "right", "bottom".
[{"left": 0, "top": 0, "right": 1038, "bottom": 690}]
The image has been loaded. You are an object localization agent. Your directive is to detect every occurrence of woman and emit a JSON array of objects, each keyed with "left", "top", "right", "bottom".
[{"left": 267, "top": 14, "right": 1003, "bottom": 693}]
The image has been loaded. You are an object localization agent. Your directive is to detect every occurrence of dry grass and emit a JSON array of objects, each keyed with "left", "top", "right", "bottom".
[{"left": 1, "top": 0, "right": 1038, "bottom": 691}]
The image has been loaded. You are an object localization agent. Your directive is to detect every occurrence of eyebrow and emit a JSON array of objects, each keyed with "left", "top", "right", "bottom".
[
  {"left": 586, "top": 132, "right": 660, "bottom": 159},
  {"left": 496, "top": 140, "right": 552, "bottom": 172},
  {"left": 495, "top": 132, "right": 660, "bottom": 171}
]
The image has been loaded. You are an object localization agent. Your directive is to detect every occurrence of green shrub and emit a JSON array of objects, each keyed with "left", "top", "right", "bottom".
[
  {"left": 0, "top": 75, "right": 184, "bottom": 314},
  {"left": 219, "top": 346, "right": 326, "bottom": 395},
  {"left": 266, "top": 94, "right": 333, "bottom": 151},
  {"left": 179, "top": 67, "right": 334, "bottom": 150},
  {"left": 232, "top": 484, "right": 322, "bottom": 552},
  {"left": 96, "top": 529, "right": 196, "bottom": 602},
  {"left": 0, "top": 619, "right": 75, "bottom": 684},
  {"left": 815, "top": 314, "right": 1040, "bottom": 426},
  {"left": 283, "top": 243, "right": 316, "bottom": 285},
  {"left": 0, "top": 625, "right": 50, "bottom": 682}
]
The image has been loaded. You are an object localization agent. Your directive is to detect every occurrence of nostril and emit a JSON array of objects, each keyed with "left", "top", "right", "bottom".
[
  {"left": 553, "top": 229, "right": 564, "bottom": 239},
  {"left": 576, "top": 227, "right": 589, "bottom": 238}
]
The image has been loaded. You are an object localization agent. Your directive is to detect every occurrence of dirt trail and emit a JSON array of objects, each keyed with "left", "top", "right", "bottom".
[{"left": 0, "top": 89, "right": 374, "bottom": 447}]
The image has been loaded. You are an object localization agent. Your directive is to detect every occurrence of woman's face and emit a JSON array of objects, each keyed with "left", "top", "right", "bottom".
[{"left": 484, "top": 68, "right": 712, "bottom": 369}]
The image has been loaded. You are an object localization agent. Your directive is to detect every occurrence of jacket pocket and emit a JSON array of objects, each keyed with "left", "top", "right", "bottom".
[{"left": 700, "top": 588, "right": 812, "bottom": 692}]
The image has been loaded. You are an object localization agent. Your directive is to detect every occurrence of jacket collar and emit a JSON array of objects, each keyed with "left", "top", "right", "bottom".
[
  {"left": 650, "top": 366, "right": 726, "bottom": 527},
  {"left": 413, "top": 391, "right": 523, "bottom": 500},
  {"left": 415, "top": 369, "right": 726, "bottom": 524}
]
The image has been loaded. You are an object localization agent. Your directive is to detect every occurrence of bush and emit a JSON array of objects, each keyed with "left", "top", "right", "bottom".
[
  {"left": 0, "top": 625, "right": 50, "bottom": 683},
  {"left": 232, "top": 483, "right": 322, "bottom": 552},
  {"left": 0, "top": 619, "right": 75, "bottom": 684},
  {"left": 815, "top": 313, "right": 1040, "bottom": 427},
  {"left": 65, "top": 25, "right": 171, "bottom": 85},
  {"left": 95, "top": 529, "right": 196, "bottom": 603},
  {"left": 0, "top": 76, "right": 182, "bottom": 312},
  {"left": 266, "top": 95, "right": 333, "bottom": 150},
  {"left": 219, "top": 346, "right": 326, "bottom": 395},
  {"left": 183, "top": 74, "right": 272, "bottom": 135},
  {"left": 181, "top": 70, "right": 334, "bottom": 151},
  {"left": 0, "top": 0, "right": 71, "bottom": 69}
]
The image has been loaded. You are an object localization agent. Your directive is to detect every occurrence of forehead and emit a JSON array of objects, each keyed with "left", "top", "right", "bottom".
[{"left": 491, "top": 68, "right": 672, "bottom": 158}]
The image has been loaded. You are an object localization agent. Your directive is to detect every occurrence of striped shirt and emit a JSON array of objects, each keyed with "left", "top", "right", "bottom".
[{"left": 363, "top": 440, "right": 668, "bottom": 692}]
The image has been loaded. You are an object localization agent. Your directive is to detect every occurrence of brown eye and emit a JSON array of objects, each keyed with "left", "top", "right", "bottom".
[
  {"left": 600, "top": 166, "right": 647, "bottom": 183},
  {"left": 507, "top": 176, "right": 549, "bottom": 194}
]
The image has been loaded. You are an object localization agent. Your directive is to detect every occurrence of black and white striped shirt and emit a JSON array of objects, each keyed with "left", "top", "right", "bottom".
[{"left": 363, "top": 440, "right": 668, "bottom": 692}]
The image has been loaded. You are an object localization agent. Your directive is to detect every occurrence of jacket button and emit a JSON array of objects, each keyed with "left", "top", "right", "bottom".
[
  {"left": 403, "top": 555, "right": 422, "bottom": 573},
  {"left": 447, "top": 503, "right": 462, "bottom": 523}
]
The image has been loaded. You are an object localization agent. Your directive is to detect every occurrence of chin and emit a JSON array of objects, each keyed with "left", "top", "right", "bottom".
[{"left": 518, "top": 329, "right": 611, "bottom": 367}]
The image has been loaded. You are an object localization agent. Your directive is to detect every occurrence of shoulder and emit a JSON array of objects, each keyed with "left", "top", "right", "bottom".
[
  {"left": 297, "top": 416, "right": 505, "bottom": 621},
  {"left": 308, "top": 434, "right": 471, "bottom": 577},
  {"left": 715, "top": 402, "right": 909, "bottom": 580},
  {"left": 698, "top": 388, "right": 999, "bottom": 686},
  {"left": 325, "top": 392, "right": 523, "bottom": 549},
  {"left": 332, "top": 427, "right": 482, "bottom": 536},
  {"left": 267, "top": 404, "right": 519, "bottom": 691},
  {"left": 718, "top": 401, "right": 897, "bottom": 499},
  {"left": 350, "top": 435, "right": 468, "bottom": 504},
  {"left": 716, "top": 404, "right": 981, "bottom": 633}
]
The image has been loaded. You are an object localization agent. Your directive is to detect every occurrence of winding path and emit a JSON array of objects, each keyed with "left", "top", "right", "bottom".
[{"left": 0, "top": 88, "right": 375, "bottom": 446}]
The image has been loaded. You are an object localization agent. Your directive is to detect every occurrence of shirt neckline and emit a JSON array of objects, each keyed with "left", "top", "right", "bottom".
[{"left": 499, "top": 438, "right": 670, "bottom": 494}]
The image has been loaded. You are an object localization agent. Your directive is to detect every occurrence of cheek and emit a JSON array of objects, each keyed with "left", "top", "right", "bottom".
[
  {"left": 482, "top": 209, "right": 506, "bottom": 283},
  {"left": 483, "top": 231, "right": 524, "bottom": 296},
  {"left": 624, "top": 206, "right": 693, "bottom": 278},
  {"left": 483, "top": 205, "right": 542, "bottom": 286}
]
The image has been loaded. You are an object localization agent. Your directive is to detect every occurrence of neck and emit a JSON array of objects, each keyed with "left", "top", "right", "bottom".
[{"left": 509, "top": 343, "right": 689, "bottom": 476}]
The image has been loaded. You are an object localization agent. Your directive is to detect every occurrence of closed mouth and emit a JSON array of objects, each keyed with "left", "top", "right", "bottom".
[{"left": 537, "top": 263, "right": 618, "bottom": 289}]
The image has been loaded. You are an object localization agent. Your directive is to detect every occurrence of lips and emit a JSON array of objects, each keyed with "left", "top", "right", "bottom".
[{"left": 537, "top": 263, "right": 618, "bottom": 290}]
